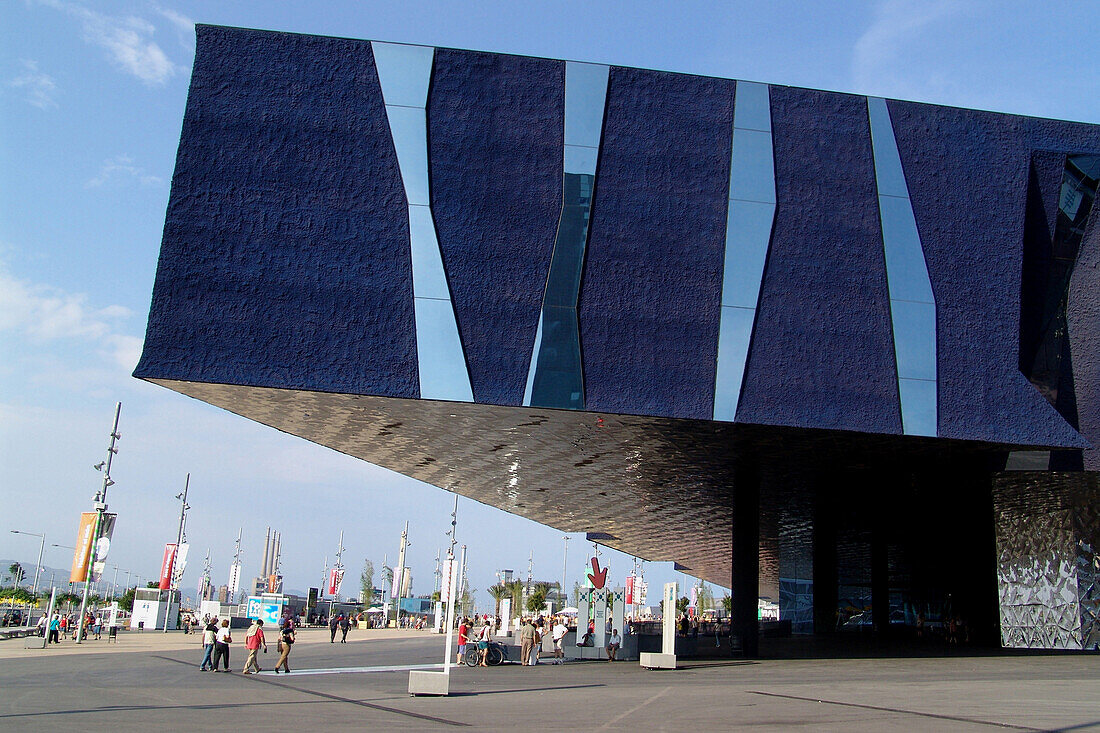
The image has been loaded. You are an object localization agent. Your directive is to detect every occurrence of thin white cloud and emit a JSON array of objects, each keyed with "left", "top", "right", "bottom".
[
  {"left": 851, "top": 0, "right": 965, "bottom": 98},
  {"left": 9, "top": 59, "right": 59, "bottom": 109},
  {"left": 86, "top": 154, "right": 163, "bottom": 188},
  {"left": 152, "top": 4, "right": 196, "bottom": 50},
  {"left": 0, "top": 263, "right": 134, "bottom": 343},
  {"left": 36, "top": 0, "right": 182, "bottom": 85}
]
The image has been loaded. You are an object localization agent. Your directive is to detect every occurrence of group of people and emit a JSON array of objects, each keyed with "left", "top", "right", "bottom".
[
  {"left": 40, "top": 612, "right": 104, "bottom": 643},
  {"left": 454, "top": 615, "right": 576, "bottom": 666},
  {"left": 328, "top": 612, "right": 352, "bottom": 643},
  {"left": 198, "top": 614, "right": 296, "bottom": 674}
]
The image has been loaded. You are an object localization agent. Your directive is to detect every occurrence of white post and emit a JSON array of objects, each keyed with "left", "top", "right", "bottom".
[
  {"left": 77, "top": 402, "right": 121, "bottom": 644},
  {"left": 40, "top": 587, "right": 58, "bottom": 649}
]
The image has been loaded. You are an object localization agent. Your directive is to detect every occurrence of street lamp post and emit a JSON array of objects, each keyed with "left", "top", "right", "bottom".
[
  {"left": 76, "top": 402, "right": 121, "bottom": 644},
  {"left": 562, "top": 535, "right": 569, "bottom": 612},
  {"left": 165, "top": 474, "right": 190, "bottom": 632},
  {"left": 10, "top": 530, "right": 45, "bottom": 600}
]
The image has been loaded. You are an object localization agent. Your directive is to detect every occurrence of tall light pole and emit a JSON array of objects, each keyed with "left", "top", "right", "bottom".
[
  {"left": 562, "top": 535, "right": 569, "bottom": 611},
  {"left": 165, "top": 474, "right": 190, "bottom": 632},
  {"left": 394, "top": 522, "right": 409, "bottom": 628},
  {"left": 77, "top": 402, "right": 121, "bottom": 644},
  {"left": 10, "top": 530, "right": 45, "bottom": 600}
]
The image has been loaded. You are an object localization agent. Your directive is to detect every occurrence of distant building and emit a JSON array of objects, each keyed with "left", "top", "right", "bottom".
[{"left": 216, "top": 585, "right": 229, "bottom": 604}]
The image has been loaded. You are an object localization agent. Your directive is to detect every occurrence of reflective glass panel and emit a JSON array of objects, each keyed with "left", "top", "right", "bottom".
[
  {"left": 564, "top": 144, "right": 598, "bottom": 175},
  {"left": 867, "top": 97, "right": 908, "bottom": 198},
  {"left": 891, "top": 300, "right": 937, "bottom": 381},
  {"left": 733, "top": 81, "right": 771, "bottom": 132},
  {"left": 879, "top": 195, "right": 934, "bottom": 304},
  {"left": 530, "top": 304, "right": 584, "bottom": 410},
  {"left": 729, "top": 129, "right": 776, "bottom": 204},
  {"left": 384, "top": 106, "right": 430, "bottom": 205},
  {"left": 564, "top": 63, "right": 610, "bottom": 147},
  {"left": 371, "top": 42, "right": 433, "bottom": 108},
  {"left": 722, "top": 200, "right": 775, "bottom": 309},
  {"left": 407, "top": 205, "right": 450, "bottom": 301},
  {"left": 898, "top": 378, "right": 936, "bottom": 437},
  {"left": 414, "top": 297, "right": 474, "bottom": 402},
  {"left": 713, "top": 306, "right": 756, "bottom": 421}
]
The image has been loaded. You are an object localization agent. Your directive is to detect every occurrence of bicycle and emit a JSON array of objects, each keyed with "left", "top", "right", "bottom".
[{"left": 464, "top": 640, "right": 509, "bottom": 666}]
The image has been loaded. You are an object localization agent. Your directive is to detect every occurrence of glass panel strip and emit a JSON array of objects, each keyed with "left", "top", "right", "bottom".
[
  {"left": 868, "top": 96, "right": 937, "bottom": 436},
  {"left": 372, "top": 41, "right": 473, "bottom": 403},
  {"left": 713, "top": 81, "right": 775, "bottom": 422},
  {"left": 524, "top": 62, "right": 609, "bottom": 408}
]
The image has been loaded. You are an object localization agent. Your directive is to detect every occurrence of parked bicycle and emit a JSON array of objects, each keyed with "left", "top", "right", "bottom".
[{"left": 464, "top": 640, "right": 509, "bottom": 666}]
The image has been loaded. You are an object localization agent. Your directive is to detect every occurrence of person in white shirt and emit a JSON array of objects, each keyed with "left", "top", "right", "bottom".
[
  {"left": 606, "top": 629, "right": 622, "bottom": 661},
  {"left": 551, "top": 618, "right": 568, "bottom": 663}
]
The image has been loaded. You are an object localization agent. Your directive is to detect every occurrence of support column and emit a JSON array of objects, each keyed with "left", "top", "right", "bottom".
[
  {"left": 732, "top": 460, "right": 760, "bottom": 657},
  {"left": 813, "top": 479, "right": 838, "bottom": 635}
]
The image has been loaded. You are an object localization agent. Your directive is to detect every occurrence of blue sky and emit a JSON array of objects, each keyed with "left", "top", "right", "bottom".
[{"left": 2, "top": 0, "right": 1099, "bottom": 607}]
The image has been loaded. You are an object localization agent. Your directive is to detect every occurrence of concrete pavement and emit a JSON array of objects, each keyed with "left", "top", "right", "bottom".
[{"left": 1, "top": 629, "right": 1097, "bottom": 731}]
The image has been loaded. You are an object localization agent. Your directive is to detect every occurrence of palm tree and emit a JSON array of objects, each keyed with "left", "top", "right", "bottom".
[
  {"left": 507, "top": 580, "right": 525, "bottom": 620},
  {"left": 487, "top": 584, "right": 509, "bottom": 618}
]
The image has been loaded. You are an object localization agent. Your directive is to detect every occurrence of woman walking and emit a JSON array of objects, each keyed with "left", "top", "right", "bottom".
[
  {"left": 274, "top": 621, "right": 295, "bottom": 673},
  {"left": 199, "top": 617, "right": 217, "bottom": 671},
  {"left": 212, "top": 619, "right": 232, "bottom": 672}
]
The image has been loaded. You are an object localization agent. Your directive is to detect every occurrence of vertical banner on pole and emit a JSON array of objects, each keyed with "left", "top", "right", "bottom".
[
  {"left": 227, "top": 563, "right": 241, "bottom": 596},
  {"left": 159, "top": 544, "right": 177, "bottom": 590},
  {"left": 70, "top": 512, "right": 98, "bottom": 582},
  {"left": 91, "top": 513, "right": 117, "bottom": 581}
]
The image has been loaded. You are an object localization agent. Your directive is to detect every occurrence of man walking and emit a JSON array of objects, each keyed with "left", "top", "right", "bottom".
[
  {"left": 551, "top": 617, "right": 568, "bottom": 663},
  {"left": 242, "top": 619, "right": 267, "bottom": 674},
  {"left": 339, "top": 613, "right": 351, "bottom": 643},
  {"left": 519, "top": 617, "right": 535, "bottom": 667},
  {"left": 329, "top": 613, "right": 340, "bottom": 643},
  {"left": 199, "top": 617, "right": 218, "bottom": 671}
]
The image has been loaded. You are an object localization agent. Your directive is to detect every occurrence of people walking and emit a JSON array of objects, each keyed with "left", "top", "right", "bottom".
[
  {"left": 477, "top": 618, "right": 492, "bottom": 666},
  {"left": 212, "top": 619, "right": 232, "bottom": 671},
  {"left": 93, "top": 615, "right": 103, "bottom": 640},
  {"left": 530, "top": 618, "right": 543, "bottom": 665},
  {"left": 242, "top": 619, "right": 267, "bottom": 674},
  {"left": 329, "top": 613, "right": 340, "bottom": 643},
  {"left": 519, "top": 617, "right": 535, "bottom": 666},
  {"left": 456, "top": 617, "right": 469, "bottom": 665},
  {"left": 274, "top": 620, "right": 294, "bottom": 674},
  {"left": 552, "top": 617, "right": 567, "bottom": 663},
  {"left": 339, "top": 613, "right": 351, "bottom": 643},
  {"left": 199, "top": 617, "right": 218, "bottom": 670},
  {"left": 47, "top": 614, "right": 60, "bottom": 644}
]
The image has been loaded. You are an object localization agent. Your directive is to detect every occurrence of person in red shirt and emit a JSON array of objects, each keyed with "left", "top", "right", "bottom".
[
  {"left": 242, "top": 619, "right": 268, "bottom": 674},
  {"left": 456, "top": 617, "right": 469, "bottom": 665}
]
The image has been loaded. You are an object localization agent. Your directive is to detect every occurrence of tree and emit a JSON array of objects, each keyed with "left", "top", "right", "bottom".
[
  {"left": 118, "top": 586, "right": 137, "bottom": 612},
  {"left": 721, "top": 594, "right": 733, "bottom": 617},
  {"left": 459, "top": 587, "right": 474, "bottom": 617},
  {"left": 507, "top": 580, "right": 525, "bottom": 619},
  {"left": 487, "top": 584, "right": 509, "bottom": 618},
  {"left": 572, "top": 581, "right": 584, "bottom": 607},
  {"left": 677, "top": 596, "right": 690, "bottom": 614},
  {"left": 696, "top": 582, "right": 715, "bottom": 612},
  {"left": 8, "top": 563, "right": 25, "bottom": 587},
  {"left": 526, "top": 587, "right": 547, "bottom": 614},
  {"left": 360, "top": 559, "right": 375, "bottom": 607}
]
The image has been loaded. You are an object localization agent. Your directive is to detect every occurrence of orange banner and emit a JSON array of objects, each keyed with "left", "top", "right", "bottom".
[{"left": 70, "top": 512, "right": 98, "bottom": 582}]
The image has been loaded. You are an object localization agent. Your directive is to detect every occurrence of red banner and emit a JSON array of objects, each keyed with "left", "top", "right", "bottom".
[
  {"left": 625, "top": 575, "right": 635, "bottom": 605},
  {"left": 159, "top": 544, "right": 177, "bottom": 590},
  {"left": 327, "top": 567, "right": 344, "bottom": 597}
]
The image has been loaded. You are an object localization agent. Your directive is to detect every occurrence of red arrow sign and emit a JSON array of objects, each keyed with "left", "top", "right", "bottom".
[{"left": 587, "top": 557, "right": 608, "bottom": 589}]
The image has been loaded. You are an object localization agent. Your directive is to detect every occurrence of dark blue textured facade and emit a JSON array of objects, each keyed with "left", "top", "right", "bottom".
[
  {"left": 136, "top": 24, "right": 1100, "bottom": 458},
  {"left": 429, "top": 49, "right": 563, "bottom": 406},
  {"left": 580, "top": 67, "right": 734, "bottom": 420},
  {"left": 888, "top": 102, "right": 1100, "bottom": 448},
  {"left": 135, "top": 26, "right": 419, "bottom": 397},
  {"left": 737, "top": 87, "right": 902, "bottom": 434}
]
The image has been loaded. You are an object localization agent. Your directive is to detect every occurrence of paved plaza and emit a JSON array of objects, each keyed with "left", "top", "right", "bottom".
[{"left": 1, "top": 628, "right": 1097, "bottom": 731}]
